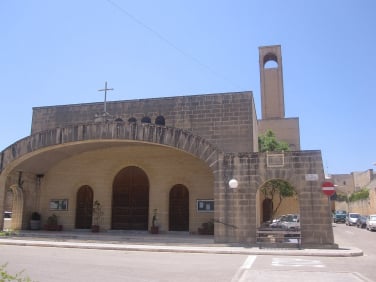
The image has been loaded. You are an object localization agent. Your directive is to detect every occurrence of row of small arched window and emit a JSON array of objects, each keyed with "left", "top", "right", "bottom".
[{"left": 114, "top": 115, "right": 165, "bottom": 126}]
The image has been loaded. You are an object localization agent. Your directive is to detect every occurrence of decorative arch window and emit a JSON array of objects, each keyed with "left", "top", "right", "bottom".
[
  {"left": 263, "top": 53, "right": 278, "bottom": 68},
  {"left": 141, "top": 116, "right": 151, "bottom": 123},
  {"left": 128, "top": 117, "right": 137, "bottom": 123},
  {"left": 155, "top": 115, "right": 165, "bottom": 126}
]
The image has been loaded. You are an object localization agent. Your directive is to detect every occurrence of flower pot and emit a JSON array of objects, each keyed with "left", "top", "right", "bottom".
[
  {"left": 30, "top": 220, "right": 41, "bottom": 230},
  {"left": 150, "top": 226, "right": 159, "bottom": 234},
  {"left": 91, "top": 225, "right": 100, "bottom": 232}
]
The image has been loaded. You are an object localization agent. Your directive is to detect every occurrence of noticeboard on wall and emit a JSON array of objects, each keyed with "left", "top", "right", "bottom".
[
  {"left": 197, "top": 199, "right": 214, "bottom": 212},
  {"left": 49, "top": 199, "right": 68, "bottom": 211}
]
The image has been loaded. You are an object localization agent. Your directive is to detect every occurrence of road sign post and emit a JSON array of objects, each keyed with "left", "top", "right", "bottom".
[{"left": 322, "top": 181, "right": 335, "bottom": 197}]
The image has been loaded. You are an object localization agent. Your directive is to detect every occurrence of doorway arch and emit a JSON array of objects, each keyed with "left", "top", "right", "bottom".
[
  {"left": 112, "top": 166, "right": 149, "bottom": 230},
  {"left": 169, "top": 184, "right": 189, "bottom": 231},
  {"left": 262, "top": 198, "right": 273, "bottom": 223},
  {"left": 75, "top": 185, "right": 93, "bottom": 229}
]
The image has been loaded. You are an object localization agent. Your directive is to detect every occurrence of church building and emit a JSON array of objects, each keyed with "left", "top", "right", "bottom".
[{"left": 0, "top": 45, "right": 336, "bottom": 248}]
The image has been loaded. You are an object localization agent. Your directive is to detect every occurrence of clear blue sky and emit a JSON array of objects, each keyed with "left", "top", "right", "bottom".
[{"left": 1, "top": 1, "right": 375, "bottom": 174}]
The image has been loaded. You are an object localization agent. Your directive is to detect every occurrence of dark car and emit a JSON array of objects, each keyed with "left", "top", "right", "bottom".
[
  {"left": 333, "top": 210, "right": 347, "bottom": 223},
  {"left": 356, "top": 215, "right": 367, "bottom": 228}
]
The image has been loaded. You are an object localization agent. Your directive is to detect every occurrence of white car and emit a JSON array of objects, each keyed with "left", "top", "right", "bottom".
[
  {"left": 280, "top": 214, "right": 300, "bottom": 231},
  {"left": 366, "top": 214, "right": 376, "bottom": 231}
]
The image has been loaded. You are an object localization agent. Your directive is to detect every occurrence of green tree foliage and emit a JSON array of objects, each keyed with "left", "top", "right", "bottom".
[
  {"left": 0, "top": 263, "right": 34, "bottom": 282},
  {"left": 258, "top": 129, "right": 289, "bottom": 152},
  {"left": 349, "top": 188, "right": 369, "bottom": 202},
  {"left": 261, "top": 179, "right": 296, "bottom": 218},
  {"left": 334, "top": 193, "right": 348, "bottom": 202}
]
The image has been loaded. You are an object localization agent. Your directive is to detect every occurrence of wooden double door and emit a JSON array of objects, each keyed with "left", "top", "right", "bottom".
[{"left": 112, "top": 166, "right": 149, "bottom": 230}]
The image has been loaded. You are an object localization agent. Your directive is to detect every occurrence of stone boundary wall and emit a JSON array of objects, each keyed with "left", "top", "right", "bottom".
[
  {"left": 215, "top": 150, "right": 335, "bottom": 247},
  {"left": 334, "top": 188, "right": 376, "bottom": 215}
]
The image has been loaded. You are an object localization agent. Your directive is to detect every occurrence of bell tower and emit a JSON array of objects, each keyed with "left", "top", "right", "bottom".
[
  {"left": 259, "top": 45, "right": 285, "bottom": 119},
  {"left": 258, "top": 45, "right": 301, "bottom": 150}
]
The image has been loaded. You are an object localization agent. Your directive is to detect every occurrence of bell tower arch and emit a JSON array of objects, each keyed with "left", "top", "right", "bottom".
[{"left": 259, "top": 45, "right": 285, "bottom": 119}]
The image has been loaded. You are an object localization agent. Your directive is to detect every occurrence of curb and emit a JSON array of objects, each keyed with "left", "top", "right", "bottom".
[{"left": 0, "top": 238, "right": 363, "bottom": 257}]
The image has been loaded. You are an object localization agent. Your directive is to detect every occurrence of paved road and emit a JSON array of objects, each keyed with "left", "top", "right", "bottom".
[{"left": 0, "top": 224, "right": 374, "bottom": 281}]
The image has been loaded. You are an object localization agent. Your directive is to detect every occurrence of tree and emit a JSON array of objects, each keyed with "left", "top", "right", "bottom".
[
  {"left": 258, "top": 129, "right": 289, "bottom": 152},
  {"left": 261, "top": 179, "right": 296, "bottom": 219}
]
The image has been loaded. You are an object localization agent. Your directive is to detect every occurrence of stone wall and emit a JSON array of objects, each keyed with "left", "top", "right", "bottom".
[
  {"left": 215, "top": 150, "right": 335, "bottom": 247},
  {"left": 30, "top": 92, "right": 257, "bottom": 153}
]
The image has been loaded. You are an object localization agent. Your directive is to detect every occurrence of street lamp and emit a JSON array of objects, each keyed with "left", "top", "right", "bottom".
[{"left": 229, "top": 179, "right": 239, "bottom": 189}]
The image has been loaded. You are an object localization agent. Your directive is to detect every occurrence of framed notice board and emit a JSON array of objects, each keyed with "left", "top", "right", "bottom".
[{"left": 197, "top": 199, "right": 214, "bottom": 212}]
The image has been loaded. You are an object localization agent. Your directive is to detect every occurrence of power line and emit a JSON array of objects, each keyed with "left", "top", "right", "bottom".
[{"left": 105, "top": 0, "right": 242, "bottom": 90}]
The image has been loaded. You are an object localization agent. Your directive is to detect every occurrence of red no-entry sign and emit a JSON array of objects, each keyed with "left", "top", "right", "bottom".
[{"left": 322, "top": 181, "right": 335, "bottom": 196}]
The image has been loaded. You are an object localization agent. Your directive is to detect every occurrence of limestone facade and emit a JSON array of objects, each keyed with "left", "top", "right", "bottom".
[{"left": 0, "top": 45, "right": 336, "bottom": 248}]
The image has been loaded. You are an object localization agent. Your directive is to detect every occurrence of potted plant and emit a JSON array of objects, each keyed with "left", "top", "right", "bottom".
[
  {"left": 30, "top": 212, "right": 41, "bottom": 230},
  {"left": 44, "top": 214, "right": 63, "bottom": 231},
  {"left": 198, "top": 219, "right": 214, "bottom": 235},
  {"left": 150, "top": 209, "right": 159, "bottom": 234},
  {"left": 91, "top": 200, "right": 103, "bottom": 232}
]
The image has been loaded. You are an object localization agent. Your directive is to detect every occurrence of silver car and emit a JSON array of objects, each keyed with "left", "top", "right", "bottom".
[
  {"left": 346, "top": 213, "right": 360, "bottom": 226},
  {"left": 366, "top": 214, "right": 376, "bottom": 231}
]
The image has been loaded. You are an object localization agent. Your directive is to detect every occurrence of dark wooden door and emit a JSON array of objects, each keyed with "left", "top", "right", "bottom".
[
  {"left": 262, "top": 198, "right": 273, "bottom": 223},
  {"left": 112, "top": 166, "right": 149, "bottom": 230},
  {"left": 75, "top": 185, "right": 93, "bottom": 229},
  {"left": 169, "top": 184, "right": 189, "bottom": 231}
]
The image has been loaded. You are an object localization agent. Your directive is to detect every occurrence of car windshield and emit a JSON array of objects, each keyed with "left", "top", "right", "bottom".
[
  {"left": 370, "top": 216, "right": 376, "bottom": 221},
  {"left": 350, "top": 214, "right": 360, "bottom": 218}
]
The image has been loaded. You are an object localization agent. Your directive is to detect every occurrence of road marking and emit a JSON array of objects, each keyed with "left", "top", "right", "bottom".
[
  {"left": 231, "top": 255, "right": 257, "bottom": 282},
  {"left": 241, "top": 255, "right": 257, "bottom": 269},
  {"left": 272, "top": 258, "right": 324, "bottom": 268}
]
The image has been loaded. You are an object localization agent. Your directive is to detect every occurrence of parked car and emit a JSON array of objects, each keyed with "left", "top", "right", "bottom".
[
  {"left": 356, "top": 215, "right": 367, "bottom": 228},
  {"left": 366, "top": 214, "right": 376, "bottom": 231},
  {"left": 280, "top": 214, "right": 300, "bottom": 230},
  {"left": 346, "top": 213, "right": 360, "bottom": 226},
  {"left": 269, "top": 215, "right": 287, "bottom": 228},
  {"left": 333, "top": 210, "right": 347, "bottom": 223}
]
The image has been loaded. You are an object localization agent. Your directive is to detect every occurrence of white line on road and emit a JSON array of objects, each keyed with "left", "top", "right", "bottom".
[
  {"left": 272, "top": 258, "right": 325, "bottom": 268},
  {"left": 241, "top": 255, "right": 257, "bottom": 269},
  {"left": 231, "top": 255, "right": 257, "bottom": 282}
]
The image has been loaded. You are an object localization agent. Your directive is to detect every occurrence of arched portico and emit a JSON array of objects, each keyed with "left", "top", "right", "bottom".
[{"left": 0, "top": 122, "right": 221, "bottom": 233}]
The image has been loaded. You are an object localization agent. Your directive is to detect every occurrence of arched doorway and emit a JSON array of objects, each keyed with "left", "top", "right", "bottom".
[
  {"left": 262, "top": 198, "right": 273, "bottom": 223},
  {"left": 258, "top": 179, "right": 299, "bottom": 225},
  {"left": 169, "top": 184, "right": 189, "bottom": 231},
  {"left": 112, "top": 166, "right": 149, "bottom": 230},
  {"left": 75, "top": 185, "right": 93, "bottom": 229}
]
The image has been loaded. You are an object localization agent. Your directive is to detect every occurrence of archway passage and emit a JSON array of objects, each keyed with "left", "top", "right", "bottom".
[
  {"left": 112, "top": 166, "right": 149, "bottom": 230},
  {"left": 169, "top": 184, "right": 189, "bottom": 231},
  {"left": 75, "top": 185, "right": 93, "bottom": 229}
]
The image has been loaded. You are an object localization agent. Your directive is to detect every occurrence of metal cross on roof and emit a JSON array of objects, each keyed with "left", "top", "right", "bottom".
[{"left": 98, "top": 81, "right": 114, "bottom": 114}]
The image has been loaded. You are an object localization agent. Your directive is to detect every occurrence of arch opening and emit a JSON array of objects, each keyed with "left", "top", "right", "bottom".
[
  {"left": 263, "top": 53, "right": 279, "bottom": 68},
  {"left": 169, "top": 184, "right": 189, "bottom": 231},
  {"left": 257, "top": 179, "right": 299, "bottom": 230},
  {"left": 112, "top": 166, "right": 149, "bottom": 230},
  {"left": 75, "top": 185, "right": 93, "bottom": 229}
]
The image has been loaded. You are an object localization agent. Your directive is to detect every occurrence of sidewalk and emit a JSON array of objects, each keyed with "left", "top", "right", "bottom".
[{"left": 0, "top": 230, "right": 363, "bottom": 257}]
